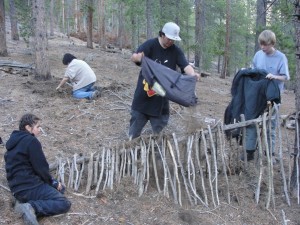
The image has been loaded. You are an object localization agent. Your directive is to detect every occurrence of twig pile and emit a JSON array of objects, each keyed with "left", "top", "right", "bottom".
[{"left": 50, "top": 110, "right": 298, "bottom": 208}]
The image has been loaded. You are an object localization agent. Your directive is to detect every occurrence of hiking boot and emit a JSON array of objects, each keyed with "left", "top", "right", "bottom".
[
  {"left": 91, "top": 90, "right": 100, "bottom": 99},
  {"left": 15, "top": 202, "right": 39, "bottom": 225},
  {"left": 240, "top": 150, "right": 255, "bottom": 161}
]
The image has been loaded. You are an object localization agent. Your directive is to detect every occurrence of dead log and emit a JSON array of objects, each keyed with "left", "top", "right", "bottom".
[{"left": 0, "top": 60, "right": 34, "bottom": 68}]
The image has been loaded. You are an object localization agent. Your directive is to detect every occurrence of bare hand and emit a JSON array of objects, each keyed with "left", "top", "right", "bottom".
[
  {"left": 194, "top": 72, "right": 201, "bottom": 81},
  {"left": 57, "top": 182, "right": 63, "bottom": 191},
  {"left": 266, "top": 73, "right": 276, "bottom": 80}
]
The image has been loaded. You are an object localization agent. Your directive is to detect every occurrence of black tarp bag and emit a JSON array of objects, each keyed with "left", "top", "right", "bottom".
[{"left": 141, "top": 56, "right": 198, "bottom": 107}]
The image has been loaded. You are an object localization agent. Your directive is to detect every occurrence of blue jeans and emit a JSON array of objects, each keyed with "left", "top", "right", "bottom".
[
  {"left": 14, "top": 183, "right": 71, "bottom": 217},
  {"left": 73, "top": 82, "right": 95, "bottom": 99},
  {"left": 128, "top": 110, "right": 169, "bottom": 139}
]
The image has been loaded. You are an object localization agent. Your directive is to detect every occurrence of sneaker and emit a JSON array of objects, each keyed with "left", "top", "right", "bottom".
[
  {"left": 91, "top": 90, "right": 100, "bottom": 99},
  {"left": 15, "top": 202, "right": 39, "bottom": 225}
]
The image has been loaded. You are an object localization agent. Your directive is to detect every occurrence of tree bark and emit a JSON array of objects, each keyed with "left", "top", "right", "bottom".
[
  {"left": 220, "top": 0, "right": 231, "bottom": 79},
  {"left": 117, "top": 1, "right": 124, "bottom": 49},
  {"left": 86, "top": 0, "right": 94, "bottom": 49},
  {"left": 146, "top": 0, "right": 153, "bottom": 39},
  {"left": 9, "top": 0, "right": 19, "bottom": 40},
  {"left": 32, "top": 0, "right": 51, "bottom": 80},
  {"left": 49, "top": 0, "right": 54, "bottom": 36},
  {"left": 291, "top": 0, "right": 300, "bottom": 197},
  {"left": 254, "top": 0, "right": 266, "bottom": 52},
  {"left": 0, "top": 0, "right": 8, "bottom": 56},
  {"left": 97, "top": 0, "right": 105, "bottom": 48}
]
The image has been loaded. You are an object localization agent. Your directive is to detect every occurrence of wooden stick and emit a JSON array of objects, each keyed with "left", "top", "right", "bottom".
[
  {"left": 240, "top": 114, "right": 248, "bottom": 169},
  {"left": 119, "top": 146, "right": 125, "bottom": 183},
  {"left": 195, "top": 132, "right": 208, "bottom": 205},
  {"left": 155, "top": 138, "right": 169, "bottom": 198},
  {"left": 110, "top": 148, "right": 115, "bottom": 189},
  {"left": 76, "top": 156, "right": 85, "bottom": 192},
  {"left": 150, "top": 138, "right": 161, "bottom": 193},
  {"left": 172, "top": 133, "right": 194, "bottom": 206},
  {"left": 134, "top": 146, "right": 139, "bottom": 185},
  {"left": 255, "top": 122, "right": 263, "bottom": 204},
  {"left": 95, "top": 148, "right": 105, "bottom": 195},
  {"left": 275, "top": 104, "right": 290, "bottom": 206},
  {"left": 208, "top": 125, "right": 220, "bottom": 206},
  {"left": 73, "top": 154, "right": 79, "bottom": 190},
  {"left": 201, "top": 129, "right": 216, "bottom": 207},
  {"left": 167, "top": 138, "right": 181, "bottom": 205},
  {"left": 138, "top": 139, "right": 146, "bottom": 197},
  {"left": 144, "top": 137, "right": 151, "bottom": 193},
  {"left": 263, "top": 112, "right": 273, "bottom": 209},
  {"left": 103, "top": 149, "right": 109, "bottom": 190},
  {"left": 217, "top": 124, "right": 231, "bottom": 204},
  {"left": 187, "top": 135, "right": 207, "bottom": 206},
  {"left": 85, "top": 152, "right": 95, "bottom": 194},
  {"left": 93, "top": 153, "right": 100, "bottom": 185}
]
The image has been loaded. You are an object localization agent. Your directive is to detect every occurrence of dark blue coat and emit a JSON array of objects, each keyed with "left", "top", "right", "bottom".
[
  {"left": 5, "top": 130, "right": 52, "bottom": 194},
  {"left": 224, "top": 68, "right": 281, "bottom": 134}
]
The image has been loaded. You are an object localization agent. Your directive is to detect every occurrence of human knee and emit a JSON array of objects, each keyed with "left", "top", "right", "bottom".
[{"left": 60, "top": 199, "right": 71, "bottom": 214}]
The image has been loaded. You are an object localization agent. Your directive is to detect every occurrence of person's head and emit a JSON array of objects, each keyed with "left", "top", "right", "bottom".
[
  {"left": 62, "top": 53, "right": 77, "bottom": 65},
  {"left": 19, "top": 113, "right": 41, "bottom": 136},
  {"left": 258, "top": 30, "right": 276, "bottom": 54},
  {"left": 159, "top": 22, "right": 181, "bottom": 48}
]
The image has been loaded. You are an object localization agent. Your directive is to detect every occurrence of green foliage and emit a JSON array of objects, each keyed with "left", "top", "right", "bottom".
[{"left": 14, "top": 0, "right": 32, "bottom": 44}]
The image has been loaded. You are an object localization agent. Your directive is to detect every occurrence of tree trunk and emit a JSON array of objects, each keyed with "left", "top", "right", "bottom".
[
  {"left": 0, "top": 0, "right": 8, "bottom": 56},
  {"left": 254, "top": 0, "right": 266, "bottom": 52},
  {"left": 49, "top": 0, "right": 54, "bottom": 36},
  {"left": 32, "top": 0, "right": 51, "bottom": 80},
  {"left": 9, "top": 0, "right": 19, "bottom": 40},
  {"left": 117, "top": 1, "right": 124, "bottom": 49},
  {"left": 97, "top": 0, "right": 105, "bottom": 48},
  {"left": 86, "top": 0, "right": 94, "bottom": 49},
  {"left": 220, "top": 0, "right": 231, "bottom": 79},
  {"left": 194, "top": 0, "right": 204, "bottom": 69},
  {"left": 291, "top": 0, "right": 300, "bottom": 197},
  {"left": 146, "top": 0, "right": 153, "bottom": 39}
]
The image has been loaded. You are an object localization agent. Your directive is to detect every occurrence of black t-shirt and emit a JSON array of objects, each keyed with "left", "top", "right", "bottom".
[{"left": 131, "top": 38, "right": 189, "bottom": 116}]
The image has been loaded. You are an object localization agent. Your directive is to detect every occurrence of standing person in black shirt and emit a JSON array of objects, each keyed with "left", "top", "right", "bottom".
[
  {"left": 5, "top": 114, "right": 71, "bottom": 224},
  {"left": 129, "top": 22, "right": 200, "bottom": 139}
]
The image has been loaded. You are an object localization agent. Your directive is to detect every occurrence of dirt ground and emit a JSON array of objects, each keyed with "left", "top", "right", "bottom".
[{"left": 0, "top": 32, "right": 299, "bottom": 225}]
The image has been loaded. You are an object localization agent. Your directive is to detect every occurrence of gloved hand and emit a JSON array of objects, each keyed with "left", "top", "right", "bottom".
[{"left": 51, "top": 178, "right": 66, "bottom": 194}]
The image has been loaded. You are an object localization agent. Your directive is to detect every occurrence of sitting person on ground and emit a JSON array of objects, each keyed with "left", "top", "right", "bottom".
[
  {"left": 56, "top": 53, "right": 101, "bottom": 100},
  {"left": 4, "top": 113, "right": 71, "bottom": 225}
]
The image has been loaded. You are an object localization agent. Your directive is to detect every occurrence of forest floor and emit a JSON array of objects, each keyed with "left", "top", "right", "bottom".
[{"left": 0, "top": 31, "right": 299, "bottom": 225}]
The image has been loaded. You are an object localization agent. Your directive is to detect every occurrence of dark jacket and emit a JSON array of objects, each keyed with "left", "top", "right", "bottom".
[
  {"left": 224, "top": 68, "right": 281, "bottom": 136},
  {"left": 4, "top": 130, "right": 52, "bottom": 194}
]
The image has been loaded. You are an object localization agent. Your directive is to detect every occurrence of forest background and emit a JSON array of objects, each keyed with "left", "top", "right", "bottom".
[{"left": 0, "top": 0, "right": 298, "bottom": 80}]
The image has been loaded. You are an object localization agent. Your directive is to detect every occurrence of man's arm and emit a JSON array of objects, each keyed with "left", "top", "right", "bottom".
[
  {"left": 56, "top": 77, "right": 69, "bottom": 90},
  {"left": 183, "top": 64, "right": 200, "bottom": 81},
  {"left": 131, "top": 52, "right": 144, "bottom": 64}
]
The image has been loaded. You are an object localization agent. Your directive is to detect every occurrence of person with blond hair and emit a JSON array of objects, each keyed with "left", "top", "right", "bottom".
[{"left": 245, "top": 30, "right": 290, "bottom": 162}]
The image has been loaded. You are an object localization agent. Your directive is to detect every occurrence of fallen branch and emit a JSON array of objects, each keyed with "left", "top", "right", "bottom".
[{"left": 0, "top": 183, "right": 10, "bottom": 192}]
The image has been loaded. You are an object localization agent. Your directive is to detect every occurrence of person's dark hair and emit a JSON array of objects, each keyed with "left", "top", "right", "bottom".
[
  {"left": 159, "top": 31, "right": 165, "bottom": 37},
  {"left": 62, "top": 53, "right": 77, "bottom": 65},
  {"left": 19, "top": 113, "right": 40, "bottom": 131}
]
